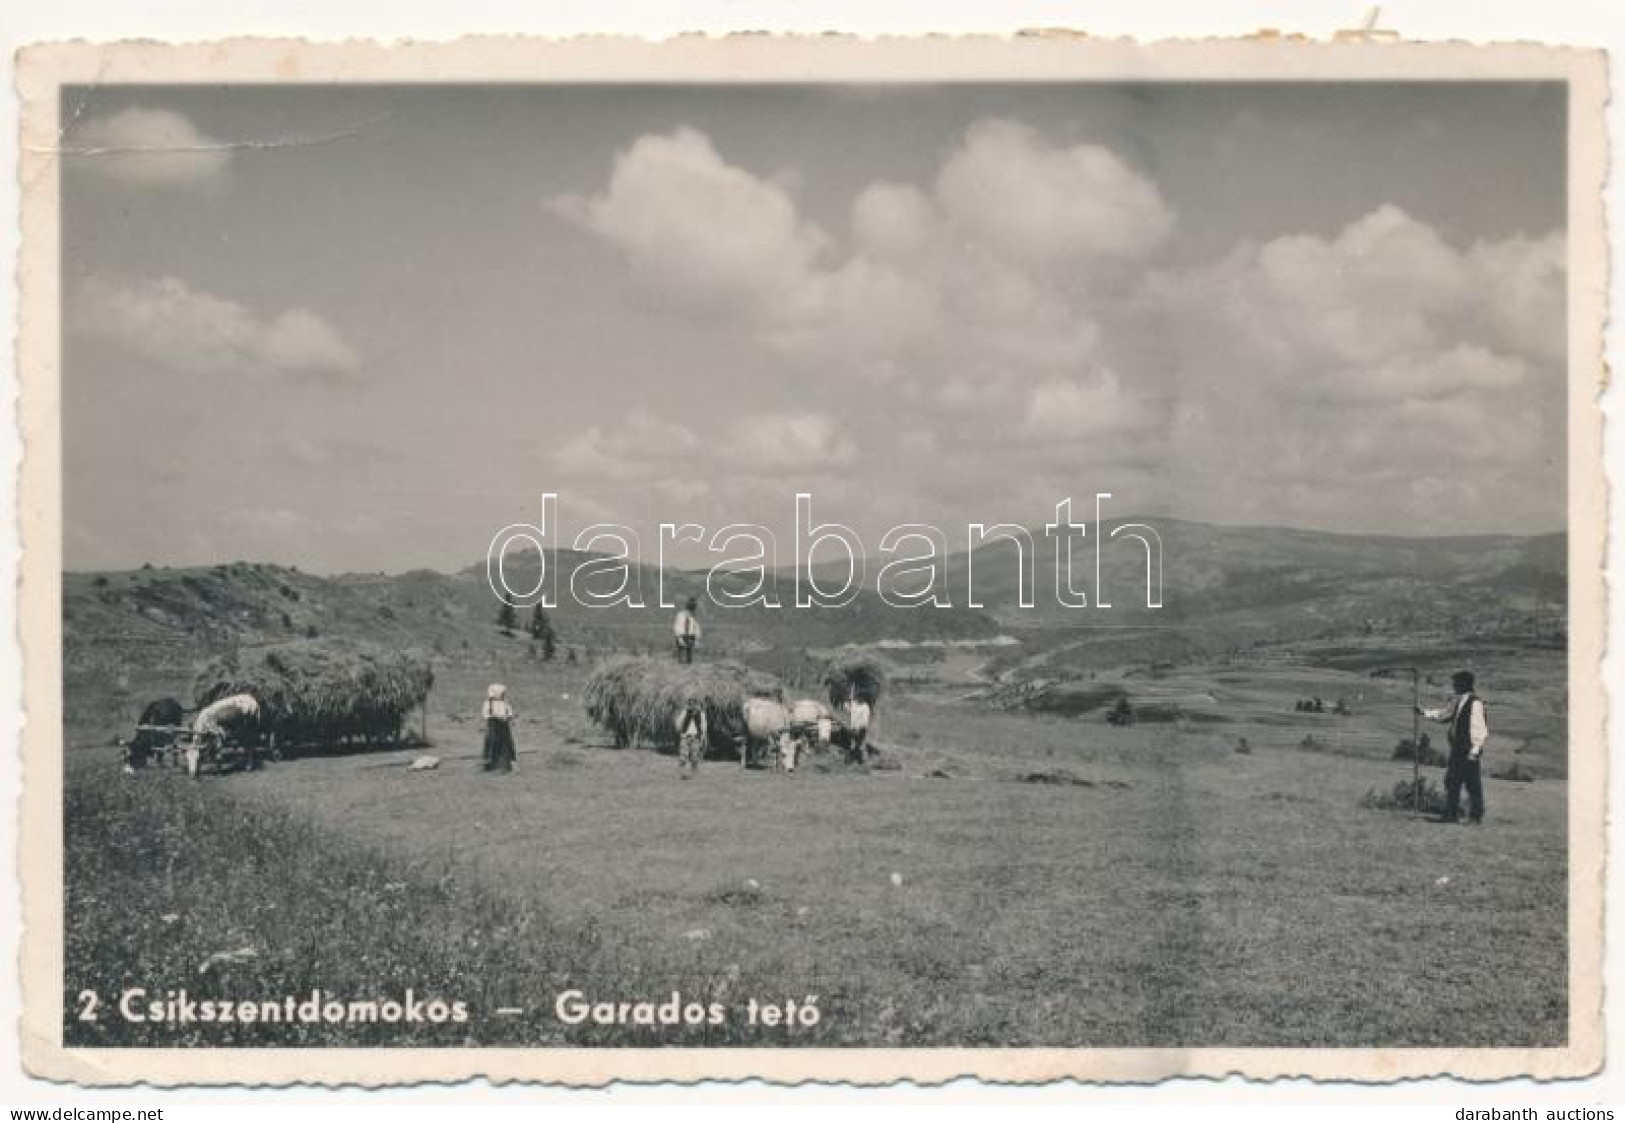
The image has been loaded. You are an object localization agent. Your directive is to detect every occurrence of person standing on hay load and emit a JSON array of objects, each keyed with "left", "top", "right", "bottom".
[
  {"left": 483, "top": 684, "right": 517, "bottom": 773},
  {"left": 675, "top": 695, "right": 707, "bottom": 779},
  {"left": 1417, "top": 670, "right": 1490, "bottom": 824},
  {"left": 673, "top": 596, "right": 702, "bottom": 664}
]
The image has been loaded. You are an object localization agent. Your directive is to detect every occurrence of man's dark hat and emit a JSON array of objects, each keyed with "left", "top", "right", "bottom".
[{"left": 1451, "top": 670, "right": 1475, "bottom": 691}]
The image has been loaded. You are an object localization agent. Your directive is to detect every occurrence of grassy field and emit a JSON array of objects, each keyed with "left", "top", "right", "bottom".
[{"left": 63, "top": 642, "right": 1567, "bottom": 1048}]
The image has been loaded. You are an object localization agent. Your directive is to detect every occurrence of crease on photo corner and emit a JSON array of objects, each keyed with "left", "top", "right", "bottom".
[{"left": 8, "top": 33, "right": 1612, "bottom": 1089}]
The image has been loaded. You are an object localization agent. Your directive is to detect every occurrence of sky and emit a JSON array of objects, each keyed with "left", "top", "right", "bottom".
[{"left": 60, "top": 82, "right": 1568, "bottom": 574}]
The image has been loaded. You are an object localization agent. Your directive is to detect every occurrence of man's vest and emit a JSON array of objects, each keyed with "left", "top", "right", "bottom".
[{"left": 1448, "top": 693, "right": 1480, "bottom": 755}]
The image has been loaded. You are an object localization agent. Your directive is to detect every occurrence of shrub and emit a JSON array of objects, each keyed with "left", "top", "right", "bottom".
[
  {"left": 1360, "top": 777, "right": 1447, "bottom": 815},
  {"left": 1391, "top": 735, "right": 1446, "bottom": 767},
  {"left": 1492, "top": 759, "right": 1535, "bottom": 783},
  {"left": 1015, "top": 768, "right": 1094, "bottom": 787}
]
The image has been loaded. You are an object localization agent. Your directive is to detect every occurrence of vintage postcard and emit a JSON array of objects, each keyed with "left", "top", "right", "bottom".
[{"left": 14, "top": 35, "right": 1607, "bottom": 1086}]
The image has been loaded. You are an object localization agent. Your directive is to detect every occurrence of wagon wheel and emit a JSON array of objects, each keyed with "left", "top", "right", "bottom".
[
  {"left": 179, "top": 731, "right": 233, "bottom": 776},
  {"left": 216, "top": 738, "right": 262, "bottom": 774},
  {"left": 157, "top": 729, "right": 180, "bottom": 768}
]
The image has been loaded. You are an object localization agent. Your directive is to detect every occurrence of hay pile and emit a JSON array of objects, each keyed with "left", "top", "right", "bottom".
[
  {"left": 194, "top": 639, "right": 433, "bottom": 748},
  {"left": 824, "top": 655, "right": 886, "bottom": 709},
  {"left": 583, "top": 657, "right": 782, "bottom": 752}
]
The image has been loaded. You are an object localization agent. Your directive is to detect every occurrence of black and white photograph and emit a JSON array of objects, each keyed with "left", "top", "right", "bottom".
[{"left": 14, "top": 35, "right": 1607, "bottom": 1087}]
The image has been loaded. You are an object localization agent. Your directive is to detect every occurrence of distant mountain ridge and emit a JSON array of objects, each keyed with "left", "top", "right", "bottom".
[
  {"left": 62, "top": 519, "right": 1565, "bottom": 673},
  {"left": 792, "top": 515, "right": 1563, "bottom": 626}
]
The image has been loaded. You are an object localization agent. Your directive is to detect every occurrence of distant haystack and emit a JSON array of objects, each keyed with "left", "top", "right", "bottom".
[
  {"left": 583, "top": 656, "right": 782, "bottom": 752},
  {"left": 824, "top": 655, "right": 886, "bottom": 709},
  {"left": 194, "top": 639, "right": 432, "bottom": 748}
]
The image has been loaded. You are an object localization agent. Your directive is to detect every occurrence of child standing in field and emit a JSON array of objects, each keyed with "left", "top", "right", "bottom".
[
  {"left": 483, "top": 684, "right": 517, "bottom": 773},
  {"left": 675, "top": 696, "right": 706, "bottom": 779},
  {"left": 843, "top": 695, "right": 871, "bottom": 765}
]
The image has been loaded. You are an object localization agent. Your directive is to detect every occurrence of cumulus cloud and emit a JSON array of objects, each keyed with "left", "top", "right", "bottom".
[
  {"left": 561, "top": 124, "right": 1563, "bottom": 535},
  {"left": 66, "top": 107, "right": 231, "bottom": 188},
  {"left": 75, "top": 274, "right": 360, "bottom": 379},
  {"left": 546, "top": 406, "right": 857, "bottom": 541},
  {"left": 552, "top": 128, "right": 827, "bottom": 315},
  {"left": 730, "top": 411, "right": 857, "bottom": 473},
  {"left": 1138, "top": 205, "right": 1564, "bottom": 530},
  {"left": 1469, "top": 231, "right": 1567, "bottom": 365},
  {"left": 556, "top": 120, "right": 1168, "bottom": 393},
  {"left": 553, "top": 409, "right": 702, "bottom": 481},
  {"left": 555, "top": 408, "right": 854, "bottom": 484},
  {"left": 850, "top": 183, "right": 939, "bottom": 261},
  {"left": 934, "top": 119, "right": 1174, "bottom": 267},
  {"left": 1154, "top": 205, "right": 1562, "bottom": 382},
  {"left": 1319, "top": 345, "right": 1528, "bottom": 406},
  {"left": 1024, "top": 370, "right": 1154, "bottom": 435},
  {"left": 225, "top": 507, "right": 310, "bottom": 533}
]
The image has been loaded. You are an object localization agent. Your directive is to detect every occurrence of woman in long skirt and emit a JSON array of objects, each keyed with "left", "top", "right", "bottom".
[{"left": 483, "top": 684, "right": 516, "bottom": 772}]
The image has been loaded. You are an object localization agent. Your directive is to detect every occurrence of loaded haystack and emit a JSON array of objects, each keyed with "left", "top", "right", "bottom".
[
  {"left": 194, "top": 639, "right": 433, "bottom": 749},
  {"left": 824, "top": 654, "right": 886, "bottom": 710},
  {"left": 583, "top": 656, "right": 782, "bottom": 753}
]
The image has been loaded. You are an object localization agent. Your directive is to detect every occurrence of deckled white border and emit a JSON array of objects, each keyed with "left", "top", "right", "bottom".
[{"left": 11, "top": 34, "right": 1610, "bottom": 1088}]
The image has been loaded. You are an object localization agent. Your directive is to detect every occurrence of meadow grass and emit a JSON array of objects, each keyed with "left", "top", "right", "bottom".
[
  {"left": 64, "top": 764, "right": 826, "bottom": 1047},
  {"left": 64, "top": 644, "right": 1568, "bottom": 1048}
]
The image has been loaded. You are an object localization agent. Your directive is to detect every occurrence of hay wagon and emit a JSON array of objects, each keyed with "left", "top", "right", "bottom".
[{"left": 194, "top": 639, "right": 433, "bottom": 759}]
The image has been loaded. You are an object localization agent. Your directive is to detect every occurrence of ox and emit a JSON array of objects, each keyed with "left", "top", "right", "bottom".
[
  {"left": 740, "top": 698, "right": 796, "bottom": 772},
  {"left": 123, "top": 697, "right": 186, "bottom": 771},
  {"left": 187, "top": 693, "right": 262, "bottom": 778}
]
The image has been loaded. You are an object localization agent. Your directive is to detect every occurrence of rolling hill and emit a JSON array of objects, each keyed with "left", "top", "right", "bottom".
[{"left": 62, "top": 519, "right": 1565, "bottom": 679}]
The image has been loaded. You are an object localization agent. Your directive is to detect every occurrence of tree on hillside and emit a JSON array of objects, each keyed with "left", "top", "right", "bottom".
[
  {"left": 496, "top": 602, "right": 518, "bottom": 636},
  {"left": 1106, "top": 696, "right": 1135, "bottom": 727},
  {"left": 530, "top": 605, "right": 557, "bottom": 660}
]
